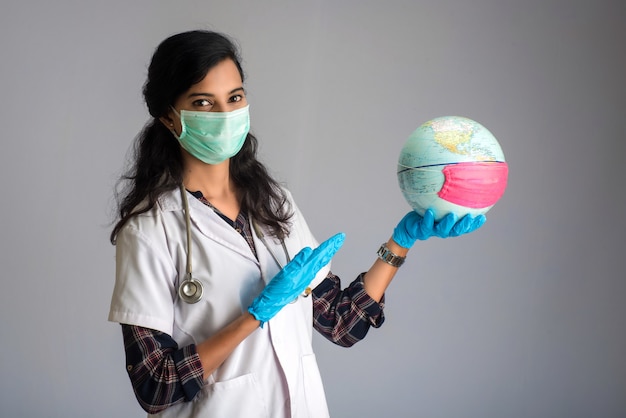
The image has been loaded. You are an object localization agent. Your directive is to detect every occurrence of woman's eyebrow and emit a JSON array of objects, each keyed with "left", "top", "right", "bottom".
[{"left": 187, "top": 87, "right": 245, "bottom": 98}]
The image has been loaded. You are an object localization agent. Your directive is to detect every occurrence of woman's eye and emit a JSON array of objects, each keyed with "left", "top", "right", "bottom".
[
  {"left": 230, "top": 95, "right": 243, "bottom": 103},
  {"left": 193, "top": 99, "right": 212, "bottom": 107}
]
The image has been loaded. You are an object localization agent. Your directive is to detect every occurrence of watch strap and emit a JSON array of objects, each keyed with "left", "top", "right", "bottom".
[{"left": 377, "top": 243, "right": 406, "bottom": 268}]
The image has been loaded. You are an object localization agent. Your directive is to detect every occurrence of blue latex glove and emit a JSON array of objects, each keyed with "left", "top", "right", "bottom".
[
  {"left": 392, "top": 209, "right": 486, "bottom": 248},
  {"left": 248, "top": 232, "right": 345, "bottom": 326}
]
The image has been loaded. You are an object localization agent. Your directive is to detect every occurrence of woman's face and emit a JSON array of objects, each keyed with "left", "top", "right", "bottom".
[{"left": 161, "top": 58, "right": 247, "bottom": 134}]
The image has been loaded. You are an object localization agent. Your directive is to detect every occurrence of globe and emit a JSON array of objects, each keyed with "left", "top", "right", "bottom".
[{"left": 397, "top": 116, "right": 508, "bottom": 220}]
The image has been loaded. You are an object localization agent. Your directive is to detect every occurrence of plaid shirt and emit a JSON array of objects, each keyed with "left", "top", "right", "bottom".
[{"left": 121, "top": 192, "right": 385, "bottom": 413}]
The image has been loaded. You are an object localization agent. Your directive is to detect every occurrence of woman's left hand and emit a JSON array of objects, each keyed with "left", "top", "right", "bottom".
[{"left": 392, "top": 209, "right": 486, "bottom": 249}]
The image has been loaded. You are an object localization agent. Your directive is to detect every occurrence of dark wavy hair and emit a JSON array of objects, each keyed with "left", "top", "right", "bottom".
[{"left": 110, "top": 30, "right": 292, "bottom": 244}]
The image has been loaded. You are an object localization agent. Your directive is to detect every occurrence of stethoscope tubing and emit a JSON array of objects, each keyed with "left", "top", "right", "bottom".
[{"left": 177, "top": 184, "right": 289, "bottom": 304}]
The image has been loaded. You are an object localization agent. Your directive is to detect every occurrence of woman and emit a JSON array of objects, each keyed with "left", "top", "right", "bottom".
[{"left": 108, "top": 30, "right": 484, "bottom": 418}]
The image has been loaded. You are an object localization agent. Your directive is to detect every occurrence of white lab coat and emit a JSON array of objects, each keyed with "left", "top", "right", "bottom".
[{"left": 109, "top": 188, "right": 331, "bottom": 418}]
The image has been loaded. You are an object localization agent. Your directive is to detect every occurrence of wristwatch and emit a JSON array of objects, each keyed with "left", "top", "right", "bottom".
[{"left": 377, "top": 243, "right": 406, "bottom": 268}]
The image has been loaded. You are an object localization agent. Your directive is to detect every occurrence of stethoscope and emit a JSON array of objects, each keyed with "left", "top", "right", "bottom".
[{"left": 178, "top": 184, "right": 290, "bottom": 304}]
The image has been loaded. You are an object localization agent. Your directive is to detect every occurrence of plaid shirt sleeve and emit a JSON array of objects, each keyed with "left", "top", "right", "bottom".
[
  {"left": 312, "top": 272, "right": 385, "bottom": 347},
  {"left": 121, "top": 324, "right": 204, "bottom": 414}
]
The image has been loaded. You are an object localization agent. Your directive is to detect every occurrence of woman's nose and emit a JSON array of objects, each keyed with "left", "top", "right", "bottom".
[{"left": 210, "top": 102, "right": 225, "bottom": 112}]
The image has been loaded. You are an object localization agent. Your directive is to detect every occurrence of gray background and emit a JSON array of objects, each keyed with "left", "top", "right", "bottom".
[{"left": 1, "top": 1, "right": 625, "bottom": 417}]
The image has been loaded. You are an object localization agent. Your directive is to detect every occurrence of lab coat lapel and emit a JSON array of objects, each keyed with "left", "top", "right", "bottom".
[
  {"left": 160, "top": 189, "right": 258, "bottom": 264},
  {"left": 250, "top": 221, "right": 289, "bottom": 285}
]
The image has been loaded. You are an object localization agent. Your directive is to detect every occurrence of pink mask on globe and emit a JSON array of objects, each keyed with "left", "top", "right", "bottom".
[{"left": 438, "top": 162, "right": 509, "bottom": 208}]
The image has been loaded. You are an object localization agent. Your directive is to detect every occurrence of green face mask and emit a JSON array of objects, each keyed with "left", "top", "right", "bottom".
[{"left": 172, "top": 105, "right": 250, "bottom": 165}]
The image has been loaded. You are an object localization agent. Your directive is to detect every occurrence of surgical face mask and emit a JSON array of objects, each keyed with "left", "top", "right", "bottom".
[
  {"left": 438, "top": 161, "right": 509, "bottom": 208},
  {"left": 171, "top": 105, "right": 250, "bottom": 165}
]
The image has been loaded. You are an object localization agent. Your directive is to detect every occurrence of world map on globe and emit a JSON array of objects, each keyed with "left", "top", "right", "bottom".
[
  {"left": 402, "top": 116, "right": 505, "bottom": 168},
  {"left": 397, "top": 115, "right": 508, "bottom": 220}
]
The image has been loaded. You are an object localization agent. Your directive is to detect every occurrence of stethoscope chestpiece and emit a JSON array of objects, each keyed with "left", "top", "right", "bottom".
[{"left": 178, "top": 273, "right": 203, "bottom": 304}]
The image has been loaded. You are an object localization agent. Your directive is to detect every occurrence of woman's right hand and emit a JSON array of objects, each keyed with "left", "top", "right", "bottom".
[{"left": 248, "top": 232, "right": 345, "bottom": 326}]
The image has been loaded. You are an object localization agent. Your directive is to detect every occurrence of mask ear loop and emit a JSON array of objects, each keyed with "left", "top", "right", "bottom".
[{"left": 178, "top": 184, "right": 204, "bottom": 304}]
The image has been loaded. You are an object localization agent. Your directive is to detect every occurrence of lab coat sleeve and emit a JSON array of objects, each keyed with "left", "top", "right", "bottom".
[{"left": 109, "top": 222, "right": 178, "bottom": 335}]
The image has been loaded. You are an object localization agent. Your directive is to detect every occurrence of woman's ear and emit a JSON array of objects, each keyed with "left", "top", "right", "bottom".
[
  {"left": 159, "top": 109, "right": 178, "bottom": 135},
  {"left": 159, "top": 114, "right": 175, "bottom": 129}
]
